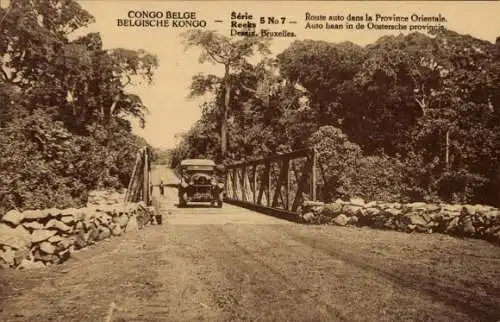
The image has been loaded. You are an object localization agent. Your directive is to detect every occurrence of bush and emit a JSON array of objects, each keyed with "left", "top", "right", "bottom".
[
  {"left": 347, "top": 155, "right": 406, "bottom": 202},
  {"left": 0, "top": 111, "right": 86, "bottom": 213},
  {"left": 309, "top": 126, "right": 362, "bottom": 201},
  {"left": 0, "top": 109, "right": 145, "bottom": 214},
  {"left": 309, "top": 126, "right": 443, "bottom": 203},
  {"left": 437, "top": 169, "right": 490, "bottom": 204}
]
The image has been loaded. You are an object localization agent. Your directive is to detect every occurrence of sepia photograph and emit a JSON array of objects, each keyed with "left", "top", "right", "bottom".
[{"left": 0, "top": 0, "right": 499, "bottom": 321}]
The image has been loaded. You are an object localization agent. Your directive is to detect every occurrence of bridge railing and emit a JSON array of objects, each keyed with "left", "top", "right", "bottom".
[
  {"left": 224, "top": 148, "right": 317, "bottom": 217},
  {"left": 124, "top": 146, "right": 151, "bottom": 205}
]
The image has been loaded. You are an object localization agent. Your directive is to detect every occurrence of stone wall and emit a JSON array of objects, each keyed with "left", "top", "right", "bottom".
[
  {"left": 300, "top": 199, "right": 500, "bottom": 245},
  {"left": 0, "top": 203, "right": 154, "bottom": 269}
]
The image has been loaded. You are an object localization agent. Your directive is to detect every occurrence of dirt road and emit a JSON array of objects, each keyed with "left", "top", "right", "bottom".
[{"left": 0, "top": 168, "right": 499, "bottom": 321}]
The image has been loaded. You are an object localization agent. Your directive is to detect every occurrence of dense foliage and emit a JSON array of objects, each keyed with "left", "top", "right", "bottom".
[
  {"left": 151, "top": 148, "right": 174, "bottom": 165},
  {"left": 0, "top": 0, "right": 157, "bottom": 213},
  {"left": 173, "top": 29, "right": 500, "bottom": 206}
]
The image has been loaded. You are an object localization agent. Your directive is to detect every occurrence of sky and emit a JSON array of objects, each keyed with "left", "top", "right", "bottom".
[{"left": 75, "top": 1, "right": 500, "bottom": 149}]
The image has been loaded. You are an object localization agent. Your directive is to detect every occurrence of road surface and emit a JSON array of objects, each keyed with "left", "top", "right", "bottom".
[{"left": 0, "top": 167, "right": 499, "bottom": 321}]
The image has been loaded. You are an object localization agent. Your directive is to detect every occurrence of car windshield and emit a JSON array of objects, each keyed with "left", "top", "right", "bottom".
[{"left": 183, "top": 166, "right": 214, "bottom": 173}]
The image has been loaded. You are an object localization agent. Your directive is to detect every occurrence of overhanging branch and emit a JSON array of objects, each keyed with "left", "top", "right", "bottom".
[{"left": 204, "top": 46, "right": 225, "bottom": 64}]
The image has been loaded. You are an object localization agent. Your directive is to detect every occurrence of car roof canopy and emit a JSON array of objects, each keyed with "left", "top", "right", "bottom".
[{"left": 180, "top": 159, "right": 216, "bottom": 167}]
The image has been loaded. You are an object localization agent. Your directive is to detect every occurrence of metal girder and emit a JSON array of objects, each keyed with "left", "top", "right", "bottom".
[
  {"left": 224, "top": 148, "right": 317, "bottom": 215},
  {"left": 124, "top": 146, "right": 152, "bottom": 205}
]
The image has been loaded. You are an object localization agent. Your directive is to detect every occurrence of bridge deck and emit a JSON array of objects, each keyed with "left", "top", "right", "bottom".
[{"left": 0, "top": 167, "right": 498, "bottom": 321}]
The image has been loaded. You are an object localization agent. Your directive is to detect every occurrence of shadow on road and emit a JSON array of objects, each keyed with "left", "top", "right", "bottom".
[{"left": 176, "top": 203, "right": 219, "bottom": 209}]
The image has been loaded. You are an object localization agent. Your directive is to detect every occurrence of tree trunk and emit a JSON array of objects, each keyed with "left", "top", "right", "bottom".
[
  {"left": 222, "top": 63, "right": 230, "bottom": 158},
  {"left": 445, "top": 129, "right": 450, "bottom": 168}
]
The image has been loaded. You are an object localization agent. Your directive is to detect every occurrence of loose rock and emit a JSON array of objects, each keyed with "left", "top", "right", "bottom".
[
  {"left": 22, "top": 221, "right": 44, "bottom": 230},
  {"left": 48, "top": 235, "right": 63, "bottom": 243},
  {"left": 45, "top": 219, "right": 72, "bottom": 233},
  {"left": 0, "top": 247, "right": 15, "bottom": 266},
  {"left": 116, "top": 215, "right": 129, "bottom": 228},
  {"left": 0, "top": 224, "right": 31, "bottom": 250},
  {"left": 18, "top": 258, "right": 45, "bottom": 270},
  {"left": 111, "top": 225, "right": 122, "bottom": 236},
  {"left": 2, "top": 210, "right": 24, "bottom": 226},
  {"left": 31, "top": 230, "right": 57, "bottom": 243},
  {"left": 23, "top": 209, "right": 49, "bottom": 220},
  {"left": 39, "top": 241, "right": 56, "bottom": 254},
  {"left": 332, "top": 214, "right": 349, "bottom": 226}
]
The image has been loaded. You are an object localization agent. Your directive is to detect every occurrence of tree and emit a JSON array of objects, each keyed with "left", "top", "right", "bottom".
[
  {"left": 0, "top": 0, "right": 158, "bottom": 212},
  {"left": 1, "top": 0, "right": 158, "bottom": 131},
  {"left": 350, "top": 30, "right": 500, "bottom": 204},
  {"left": 0, "top": 0, "right": 94, "bottom": 86},
  {"left": 175, "top": 29, "right": 500, "bottom": 206},
  {"left": 181, "top": 30, "right": 270, "bottom": 157}
]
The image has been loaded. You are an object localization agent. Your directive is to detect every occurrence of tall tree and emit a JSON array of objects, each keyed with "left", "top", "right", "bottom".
[{"left": 181, "top": 30, "right": 270, "bottom": 157}]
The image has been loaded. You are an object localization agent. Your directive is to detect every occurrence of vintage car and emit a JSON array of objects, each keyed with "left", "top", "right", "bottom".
[{"left": 178, "top": 159, "right": 225, "bottom": 208}]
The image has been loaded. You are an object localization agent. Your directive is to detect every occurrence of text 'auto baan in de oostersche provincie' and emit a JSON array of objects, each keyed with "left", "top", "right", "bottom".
[
  {"left": 117, "top": 10, "right": 207, "bottom": 27},
  {"left": 305, "top": 12, "right": 447, "bottom": 31}
]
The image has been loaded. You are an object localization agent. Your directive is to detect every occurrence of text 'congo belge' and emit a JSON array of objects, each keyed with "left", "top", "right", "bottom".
[{"left": 117, "top": 10, "right": 207, "bottom": 28}]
